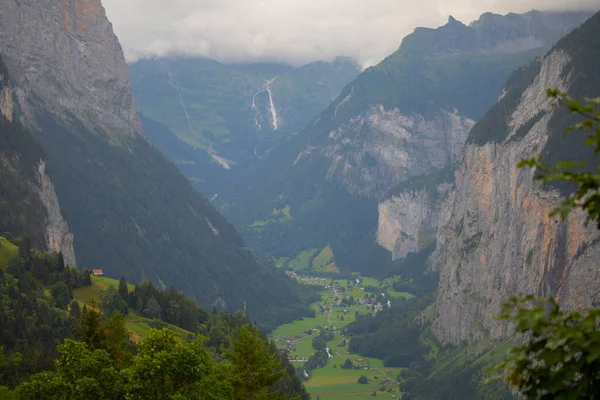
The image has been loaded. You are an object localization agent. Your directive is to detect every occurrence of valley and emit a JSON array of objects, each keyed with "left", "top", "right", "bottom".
[
  {"left": 270, "top": 273, "right": 410, "bottom": 399},
  {"left": 72, "top": 275, "right": 193, "bottom": 343},
  {"left": 1, "top": 0, "right": 599, "bottom": 398}
]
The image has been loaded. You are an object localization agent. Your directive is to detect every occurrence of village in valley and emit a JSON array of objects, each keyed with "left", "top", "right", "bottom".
[{"left": 271, "top": 260, "right": 413, "bottom": 399}]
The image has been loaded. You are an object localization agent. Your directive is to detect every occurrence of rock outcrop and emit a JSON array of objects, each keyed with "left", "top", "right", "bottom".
[
  {"left": 0, "top": 0, "right": 307, "bottom": 326},
  {"left": 431, "top": 17, "right": 600, "bottom": 345},
  {"left": 312, "top": 107, "right": 473, "bottom": 199},
  {"left": 0, "top": 74, "right": 12, "bottom": 121},
  {"left": 37, "top": 161, "right": 77, "bottom": 267},
  {"left": 0, "top": 58, "right": 76, "bottom": 265},
  {"left": 373, "top": 11, "right": 591, "bottom": 262},
  {"left": 0, "top": 0, "right": 144, "bottom": 137},
  {"left": 377, "top": 183, "right": 452, "bottom": 260}
]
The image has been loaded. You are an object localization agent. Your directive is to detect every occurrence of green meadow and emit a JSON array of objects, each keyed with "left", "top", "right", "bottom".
[
  {"left": 73, "top": 275, "right": 191, "bottom": 342},
  {"left": 0, "top": 236, "right": 18, "bottom": 268},
  {"left": 271, "top": 275, "right": 409, "bottom": 399}
]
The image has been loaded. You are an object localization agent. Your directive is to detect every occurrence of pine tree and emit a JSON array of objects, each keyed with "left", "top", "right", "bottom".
[
  {"left": 69, "top": 300, "right": 81, "bottom": 319},
  {"left": 118, "top": 276, "right": 128, "bottom": 300},
  {"left": 225, "top": 325, "right": 288, "bottom": 400}
]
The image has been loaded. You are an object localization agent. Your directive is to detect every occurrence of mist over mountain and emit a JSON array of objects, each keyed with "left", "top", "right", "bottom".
[
  {"left": 0, "top": 0, "right": 310, "bottom": 330},
  {"left": 218, "top": 10, "right": 591, "bottom": 274},
  {"left": 2, "top": 1, "right": 600, "bottom": 399},
  {"left": 129, "top": 55, "right": 361, "bottom": 194}
]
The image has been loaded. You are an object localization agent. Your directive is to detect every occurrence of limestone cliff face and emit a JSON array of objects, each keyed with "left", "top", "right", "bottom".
[
  {"left": 37, "top": 161, "right": 77, "bottom": 267},
  {"left": 0, "top": 65, "right": 76, "bottom": 265},
  {"left": 0, "top": 0, "right": 143, "bottom": 137},
  {"left": 0, "top": 74, "right": 12, "bottom": 121},
  {"left": 296, "top": 107, "right": 473, "bottom": 199},
  {"left": 431, "top": 46, "right": 600, "bottom": 345},
  {"left": 377, "top": 183, "right": 452, "bottom": 260}
]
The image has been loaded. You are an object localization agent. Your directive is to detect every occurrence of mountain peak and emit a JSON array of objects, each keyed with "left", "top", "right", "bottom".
[
  {"left": 399, "top": 10, "right": 592, "bottom": 56},
  {"left": 447, "top": 15, "right": 459, "bottom": 24},
  {"left": 0, "top": 0, "right": 145, "bottom": 138}
]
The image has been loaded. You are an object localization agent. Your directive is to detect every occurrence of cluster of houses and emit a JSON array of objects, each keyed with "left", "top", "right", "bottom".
[
  {"left": 288, "top": 356, "right": 309, "bottom": 363},
  {"left": 324, "top": 282, "right": 343, "bottom": 292}
]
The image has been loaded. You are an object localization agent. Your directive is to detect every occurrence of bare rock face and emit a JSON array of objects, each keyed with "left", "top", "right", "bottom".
[
  {"left": 297, "top": 106, "right": 474, "bottom": 199},
  {"left": 377, "top": 184, "right": 452, "bottom": 260},
  {"left": 0, "top": 66, "right": 76, "bottom": 265},
  {"left": 37, "top": 161, "right": 77, "bottom": 267},
  {"left": 0, "top": 75, "right": 12, "bottom": 121},
  {"left": 0, "top": 0, "right": 144, "bottom": 137},
  {"left": 431, "top": 49, "right": 600, "bottom": 345}
]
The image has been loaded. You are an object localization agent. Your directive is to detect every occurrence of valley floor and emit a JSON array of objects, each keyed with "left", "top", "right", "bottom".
[{"left": 271, "top": 275, "right": 411, "bottom": 399}]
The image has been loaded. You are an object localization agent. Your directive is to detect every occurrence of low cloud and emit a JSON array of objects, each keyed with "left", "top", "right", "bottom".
[{"left": 103, "top": 0, "right": 599, "bottom": 66}]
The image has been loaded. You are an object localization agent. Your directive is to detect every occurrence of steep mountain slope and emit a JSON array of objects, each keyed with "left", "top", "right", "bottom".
[
  {"left": 129, "top": 56, "right": 360, "bottom": 194},
  {"left": 0, "top": 56, "right": 75, "bottom": 266},
  {"left": 0, "top": 0, "right": 306, "bottom": 329},
  {"left": 333, "top": 13, "right": 600, "bottom": 399},
  {"left": 220, "top": 10, "right": 589, "bottom": 273},
  {"left": 432, "top": 11, "right": 600, "bottom": 345}
]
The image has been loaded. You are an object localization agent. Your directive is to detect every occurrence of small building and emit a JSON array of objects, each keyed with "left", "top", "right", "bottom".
[{"left": 91, "top": 269, "right": 104, "bottom": 277}]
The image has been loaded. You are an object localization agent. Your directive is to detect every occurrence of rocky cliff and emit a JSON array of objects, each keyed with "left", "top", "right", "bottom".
[
  {"left": 377, "top": 180, "right": 452, "bottom": 260},
  {"left": 0, "top": 0, "right": 143, "bottom": 137},
  {"left": 0, "top": 58, "right": 76, "bottom": 264},
  {"left": 37, "top": 161, "right": 77, "bottom": 267},
  {"left": 431, "top": 12, "right": 600, "bottom": 345},
  {"left": 0, "top": 0, "right": 306, "bottom": 328},
  {"left": 305, "top": 107, "right": 473, "bottom": 199},
  {"left": 220, "top": 10, "right": 590, "bottom": 274},
  {"left": 373, "top": 11, "right": 591, "bottom": 261}
]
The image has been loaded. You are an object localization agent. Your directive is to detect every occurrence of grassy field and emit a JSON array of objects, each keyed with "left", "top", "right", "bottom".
[
  {"left": 0, "top": 236, "right": 18, "bottom": 268},
  {"left": 288, "top": 249, "right": 318, "bottom": 271},
  {"left": 73, "top": 275, "right": 191, "bottom": 341},
  {"left": 306, "top": 337, "right": 404, "bottom": 400},
  {"left": 72, "top": 275, "right": 133, "bottom": 304},
  {"left": 311, "top": 246, "right": 340, "bottom": 274},
  {"left": 271, "top": 276, "right": 410, "bottom": 399},
  {"left": 250, "top": 207, "right": 293, "bottom": 232}
]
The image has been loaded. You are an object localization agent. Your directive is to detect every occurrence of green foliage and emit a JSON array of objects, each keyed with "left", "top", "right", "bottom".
[
  {"left": 126, "top": 329, "right": 231, "bottom": 400},
  {"left": 69, "top": 300, "right": 80, "bottom": 319},
  {"left": 0, "top": 238, "right": 18, "bottom": 270},
  {"left": 15, "top": 322, "right": 307, "bottom": 400},
  {"left": 519, "top": 90, "right": 600, "bottom": 227},
  {"left": 345, "top": 294, "right": 435, "bottom": 368},
  {"left": 100, "top": 286, "right": 129, "bottom": 317},
  {"left": 17, "top": 339, "right": 124, "bottom": 400},
  {"left": 225, "top": 325, "right": 289, "bottom": 400},
  {"left": 75, "top": 302, "right": 132, "bottom": 369},
  {"left": 494, "top": 295, "right": 600, "bottom": 399},
  {"left": 33, "top": 111, "right": 308, "bottom": 331},
  {"left": 118, "top": 276, "right": 128, "bottom": 301},
  {"left": 50, "top": 282, "right": 71, "bottom": 310},
  {"left": 0, "top": 248, "right": 86, "bottom": 387},
  {"left": 142, "top": 296, "right": 161, "bottom": 320},
  {"left": 341, "top": 358, "right": 354, "bottom": 369}
]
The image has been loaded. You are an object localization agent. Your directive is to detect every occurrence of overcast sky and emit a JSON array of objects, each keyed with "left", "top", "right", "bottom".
[{"left": 103, "top": 0, "right": 599, "bottom": 67}]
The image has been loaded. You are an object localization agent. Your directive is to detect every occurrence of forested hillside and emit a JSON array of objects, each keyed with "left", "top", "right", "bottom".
[
  {"left": 0, "top": 0, "right": 310, "bottom": 330},
  {"left": 335, "top": 10, "right": 600, "bottom": 399},
  {"left": 0, "top": 56, "right": 75, "bottom": 266},
  {"left": 0, "top": 238, "right": 309, "bottom": 399},
  {"left": 130, "top": 56, "right": 360, "bottom": 194},
  {"left": 219, "top": 10, "right": 589, "bottom": 275}
]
